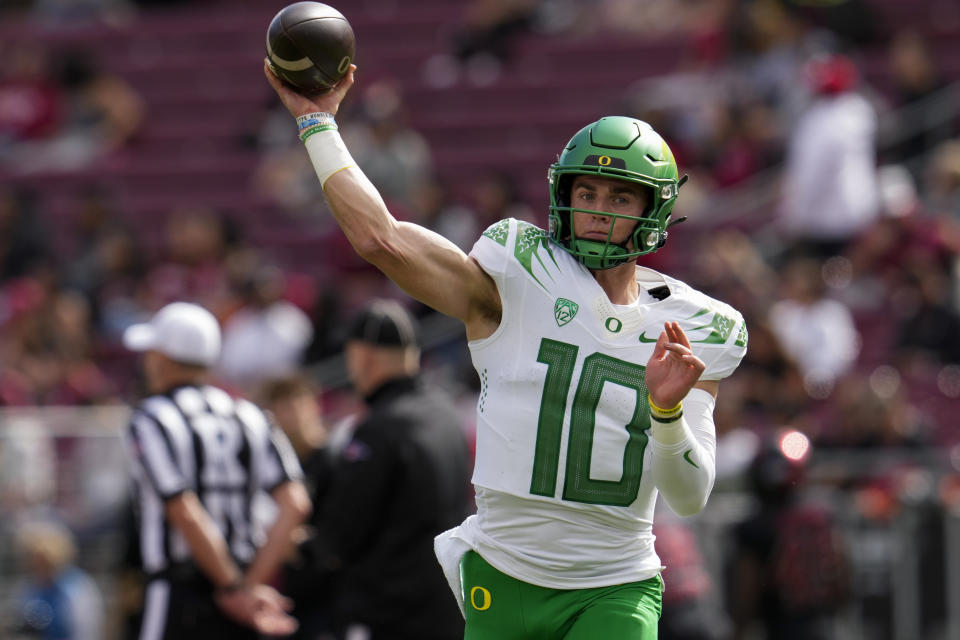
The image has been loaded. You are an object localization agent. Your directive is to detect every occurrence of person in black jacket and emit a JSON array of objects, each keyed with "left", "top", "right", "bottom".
[{"left": 309, "top": 298, "right": 473, "bottom": 640}]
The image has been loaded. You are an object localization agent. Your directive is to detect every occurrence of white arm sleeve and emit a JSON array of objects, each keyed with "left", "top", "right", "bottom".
[{"left": 649, "top": 388, "right": 717, "bottom": 517}]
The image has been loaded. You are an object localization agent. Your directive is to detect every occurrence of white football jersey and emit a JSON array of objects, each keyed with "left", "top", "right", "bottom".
[{"left": 461, "top": 218, "right": 747, "bottom": 589}]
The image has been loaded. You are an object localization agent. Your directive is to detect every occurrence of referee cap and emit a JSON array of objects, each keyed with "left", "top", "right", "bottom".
[
  {"left": 123, "top": 302, "right": 222, "bottom": 366},
  {"left": 346, "top": 299, "right": 419, "bottom": 348}
]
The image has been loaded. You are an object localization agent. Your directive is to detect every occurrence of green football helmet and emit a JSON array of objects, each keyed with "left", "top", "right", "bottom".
[{"left": 548, "top": 116, "right": 682, "bottom": 270}]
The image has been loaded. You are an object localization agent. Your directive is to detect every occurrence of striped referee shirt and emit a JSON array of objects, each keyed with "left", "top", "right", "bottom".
[{"left": 126, "top": 383, "right": 302, "bottom": 576}]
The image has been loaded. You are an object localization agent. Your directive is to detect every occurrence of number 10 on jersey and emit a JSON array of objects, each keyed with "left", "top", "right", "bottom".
[{"left": 530, "top": 338, "right": 650, "bottom": 507}]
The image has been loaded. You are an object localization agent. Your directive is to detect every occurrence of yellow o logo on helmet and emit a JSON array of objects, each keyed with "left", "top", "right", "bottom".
[
  {"left": 470, "top": 586, "right": 492, "bottom": 611},
  {"left": 598, "top": 155, "right": 612, "bottom": 166}
]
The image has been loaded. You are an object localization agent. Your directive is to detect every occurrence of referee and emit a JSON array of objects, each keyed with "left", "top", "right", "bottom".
[{"left": 123, "top": 302, "right": 311, "bottom": 639}]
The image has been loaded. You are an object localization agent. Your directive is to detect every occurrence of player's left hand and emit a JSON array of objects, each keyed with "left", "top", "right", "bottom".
[
  {"left": 263, "top": 58, "right": 356, "bottom": 118},
  {"left": 644, "top": 321, "right": 705, "bottom": 410}
]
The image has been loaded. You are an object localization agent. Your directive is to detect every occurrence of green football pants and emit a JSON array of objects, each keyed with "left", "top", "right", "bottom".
[{"left": 461, "top": 550, "right": 662, "bottom": 639}]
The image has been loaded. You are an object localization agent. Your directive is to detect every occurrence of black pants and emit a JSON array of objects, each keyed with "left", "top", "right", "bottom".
[{"left": 138, "top": 578, "right": 259, "bottom": 640}]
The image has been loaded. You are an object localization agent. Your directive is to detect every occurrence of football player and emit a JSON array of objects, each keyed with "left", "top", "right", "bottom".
[{"left": 265, "top": 61, "right": 746, "bottom": 640}]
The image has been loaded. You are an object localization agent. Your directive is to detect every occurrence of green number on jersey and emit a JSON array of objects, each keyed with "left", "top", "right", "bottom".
[{"left": 531, "top": 338, "right": 650, "bottom": 506}]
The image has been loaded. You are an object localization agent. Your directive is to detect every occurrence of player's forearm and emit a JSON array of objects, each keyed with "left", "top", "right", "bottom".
[
  {"left": 302, "top": 127, "right": 400, "bottom": 258},
  {"left": 322, "top": 166, "right": 404, "bottom": 258},
  {"left": 245, "top": 482, "right": 312, "bottom": 586},
  {"left": 166, "top": 493, "right": 244, "bottom": 589},
  {"left": 649, "top": 389, "right": 717, "bottom": 516}
]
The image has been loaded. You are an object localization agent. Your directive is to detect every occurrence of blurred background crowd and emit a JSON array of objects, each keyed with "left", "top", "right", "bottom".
[{"left": 1, "top": 0, "right": 959, "bottom": 638}]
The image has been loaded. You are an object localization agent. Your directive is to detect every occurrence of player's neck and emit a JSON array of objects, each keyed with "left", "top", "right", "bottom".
[{"left": 591, "top": 261, "right": 639, "bottom": 305}]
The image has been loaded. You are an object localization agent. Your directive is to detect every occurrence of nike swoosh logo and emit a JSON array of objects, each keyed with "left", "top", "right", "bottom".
[
  {"left": 683, "top": 449, "right": 699, "bottom": 469},
  {"left": 638, "top": 332, "right": 658, "bottom": 343}
]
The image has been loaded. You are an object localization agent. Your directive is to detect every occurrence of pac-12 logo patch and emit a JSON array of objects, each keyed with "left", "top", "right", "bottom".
[{"left": 554, "top": 298, "right": 579, "bottom": 327}]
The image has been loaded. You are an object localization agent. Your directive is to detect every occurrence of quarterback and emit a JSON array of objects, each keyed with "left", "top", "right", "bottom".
[{"left": 265, "top": 62, "right": 746, "bottom": 639}]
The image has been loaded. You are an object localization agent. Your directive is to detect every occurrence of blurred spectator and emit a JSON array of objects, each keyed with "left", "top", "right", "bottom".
[
  {"left": 15, "top": 50, "right": 143, "bottom": 172},
  {"left": 261, "top": 374, "right": 339, "bottom": 640},
  {"left": 142, "top": 206, "right": 237, "bottom": 311},
  {"left": 726, "top": 0, "right": 808, "bottom": 115},
  {"left": 68, "top": 229, "right": 147, "bottom": 339},
  {"left": 768, "top": 256, "right": 859, "bottom": 395},
  {"left": 701, "top": 100, "right": 780, "bottom": 188},
  {"left": 893, "top": 251, "right": 960, "bottom": 369},
  {"left": 217, "top": 264, "right": 314, "bottom": 391},
  {"left": 728, "top": 434, "right": 850, "bottom": 640},
  {"left": 60, "top": 187, "right": 149, "bottom": 333},
  {"left": 698, "top": 231, "right": 824, "bottom": 423},
  {"left": 818, "top": 373, "right": 933, "bottom": 448},
  {"left": 593, "top": 0, "right": 723, "bottom": 38},
  {"left": 341, "top": 81, "right": 433, "bottom": 208},
  {"left": 55, "top": 50, "right": 142, "bottom": 151},
  {"left": 469, "top": 169, "right": 535, "bottom": 229},
  {"left": 1, "top": 286, "right": 116, "bottom": 406},
  {"left": 734, "top": 319, "right": 809, "bottom": 422},
  {"left": 256, "top": 80, "right": 432, "bottom": 216},
  {"left": 64, "top": 186, "right": 124, "bottom": 259},
  {"left": 785, "top": 0, "right": 880, "bottom": 47},
  {"left": 408, "top": 174, "right": 480, "bottom": 251},
  {"left": 9, "top": 519, "right": 104, "bottom": 640},
  {"left": 253, "top": 103, "right": 329, "bottom": 218},
  {"left": 0, "top": 186, "right": 49, "bottom": 282},
  {"left": 0, "top": 422, "right": 56, "bottom": 518},
  {"left": 260, "top": 375, "right": 339, "bottom": 509},
  {"left": 453, "top": 0, "right": 537, "bottom": 63},
  {"left": 885, "top": 30, "right": 955, "bottom": 171},
  {"left": 875, "top": 163, "right": 921, "bottom": 220},
  {"left": 777, "top": 52, "right": 880, "bottom": 258},
  {"left": 0, "top": 45, "right": 61, "bottom": 149},
  {"left": 712, "top": 376, "right": 763, "bottom": 482},
  {"left": 655, "top": 507, "right": 729, "bottom": 640},
  {"left": 923, "top": 138, "right": 960, "bottom": 218}
]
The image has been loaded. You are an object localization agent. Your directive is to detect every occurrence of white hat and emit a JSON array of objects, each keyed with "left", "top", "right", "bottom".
[{"left": 123, "top": 302, "right": 221, "bottom": 367}]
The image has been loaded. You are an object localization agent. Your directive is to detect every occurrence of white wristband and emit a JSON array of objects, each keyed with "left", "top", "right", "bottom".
[{"left": 304, "top": 129, "right": 357, "bottom": 188}]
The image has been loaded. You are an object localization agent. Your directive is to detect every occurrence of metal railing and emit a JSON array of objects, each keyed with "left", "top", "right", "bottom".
[{"left": 2, "top": 409, "right": 960, "bottom": 639}]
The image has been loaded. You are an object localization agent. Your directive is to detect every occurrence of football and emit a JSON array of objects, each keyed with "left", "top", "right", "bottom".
[{"left": 266, "top": 2, "right": 355, "bottom": 94}]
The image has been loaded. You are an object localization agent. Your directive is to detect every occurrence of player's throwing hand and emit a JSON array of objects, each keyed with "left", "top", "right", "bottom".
[{"left": 264, "top": 58, "right": 355, "bottom": 118}]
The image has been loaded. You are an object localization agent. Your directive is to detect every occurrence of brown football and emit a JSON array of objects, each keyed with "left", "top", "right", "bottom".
[{"left": 266, "top": 2, "right": 355, "bottom": 94}]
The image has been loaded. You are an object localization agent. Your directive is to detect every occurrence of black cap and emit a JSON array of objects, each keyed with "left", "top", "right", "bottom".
[{"left": 346, "top": 299, "right": 419, "bottom": 348}]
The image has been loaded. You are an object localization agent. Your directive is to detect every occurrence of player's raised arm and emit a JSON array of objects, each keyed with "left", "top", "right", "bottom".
[{"left": 263, "top": 62, "right": 501, "bottom": 337}]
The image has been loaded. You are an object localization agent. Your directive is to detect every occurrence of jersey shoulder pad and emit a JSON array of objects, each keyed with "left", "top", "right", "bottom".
[
  {"left": 662, "top": 278, "right": 748, "bottom": 380},
  {"left": 470, "top": 218, "right": 562, "bottom": 290}
]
